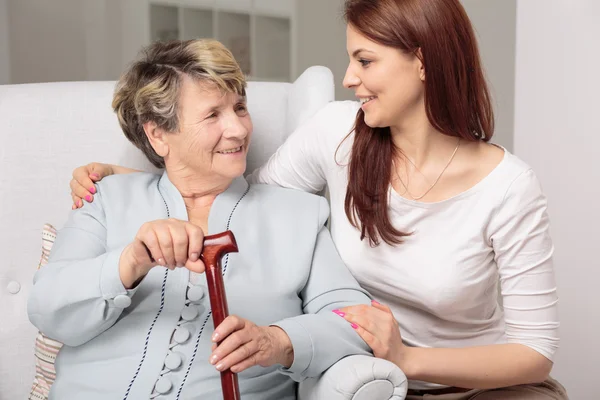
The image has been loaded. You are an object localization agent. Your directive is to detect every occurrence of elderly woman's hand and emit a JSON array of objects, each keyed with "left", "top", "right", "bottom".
[
  {"left": 119, "top": 219, "right": 205, "bottom": 288},
  {"left": 209, "top": 316, "right": 294, "bottom": 373},
  {"left": 70, "top": 162, "right": 114, "bottom": 209}
]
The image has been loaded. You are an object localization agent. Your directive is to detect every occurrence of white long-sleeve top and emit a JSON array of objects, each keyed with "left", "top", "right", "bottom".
[{"left": 247, "top": 101, "right": 559, "bottom": 389}]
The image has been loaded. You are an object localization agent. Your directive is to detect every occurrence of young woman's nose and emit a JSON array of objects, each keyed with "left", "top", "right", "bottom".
[{"left": 343, "top": 65, "right": 361, "bottom": 89}]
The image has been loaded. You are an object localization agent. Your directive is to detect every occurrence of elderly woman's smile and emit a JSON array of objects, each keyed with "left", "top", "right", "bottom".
[
  {"left": 217, "top": 146, "right": 243, "bottom": 154},
  {"left": 151, "top": 76, "right": 252, "bottom": 185}
]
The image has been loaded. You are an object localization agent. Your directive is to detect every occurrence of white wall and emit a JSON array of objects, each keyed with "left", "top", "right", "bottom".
[
  {"left": 3, "top": 0, "right": 147, "bottom": 84},
  {"left": 7, "top": 0, "right": 87, "bottom": 84},
  {"left": 119, "top": 0, "right": 150, "bottom": 75},
  {"left": 514, "top": 1, "right": 599, "bottom": 397},
  {"left": 461, "top": 0, "right": 516, "bottom": 150},
  {"left": 0, "top": 0, "right": 10, "bottom": 84},
  {"left": 83, "top": 0, "right": 111, "bottom": 81},
  {"left": 83, "top": 0, "right": 145, "bottom": 81},
  {"left": 295, "top": 0, "right": 349, "bottom": 100}
]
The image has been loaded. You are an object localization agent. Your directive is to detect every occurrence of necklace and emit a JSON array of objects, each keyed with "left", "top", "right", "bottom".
[{"left": 394, "top": 138, "right": 461, "bottom": 201}]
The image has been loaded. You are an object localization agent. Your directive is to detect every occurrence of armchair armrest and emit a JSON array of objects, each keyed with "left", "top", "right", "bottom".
[{"left": 298, "top": 355, "right": 408, "bottom": 400}]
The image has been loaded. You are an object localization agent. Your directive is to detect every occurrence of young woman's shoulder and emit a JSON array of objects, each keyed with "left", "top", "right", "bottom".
[
  {"left": 473, "top": 142, "right": 545, "bottom": 208},
  {"left": 467, "top": 141, "right": 534, "bottom": 188},
  {"left": 304, "top": 101, "right": 361, "bottom": 164},
  {"left": 319, "top": 100, "right": 361, "bottom": 118},
  {"left": 309, "top": 100, "right": 360, "bottom": 142},
  {"left": 483, "top": 143, "right": 535, "bottom": 183}
]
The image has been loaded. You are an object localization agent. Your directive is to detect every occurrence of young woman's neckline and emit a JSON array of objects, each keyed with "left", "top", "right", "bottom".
[{"left": 388, "top": 144, "right": 508, "bottom": 209}]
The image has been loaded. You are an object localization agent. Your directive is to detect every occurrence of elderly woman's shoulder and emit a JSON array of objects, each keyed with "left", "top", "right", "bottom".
[{"left": 96, "top": 172, "right": 161, "bottom": 194}]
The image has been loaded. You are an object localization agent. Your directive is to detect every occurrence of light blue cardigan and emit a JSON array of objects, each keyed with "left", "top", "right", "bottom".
[{"left": 28, "top": 171, "right": 372, "bottom": 400}]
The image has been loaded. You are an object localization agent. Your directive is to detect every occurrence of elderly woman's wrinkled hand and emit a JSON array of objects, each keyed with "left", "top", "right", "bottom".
[
  {"left": 209, "top": 315, "right": 294, "bottom": 374},
  {"left": 119, "top": 219, "right": 205, "bottom": 288}
]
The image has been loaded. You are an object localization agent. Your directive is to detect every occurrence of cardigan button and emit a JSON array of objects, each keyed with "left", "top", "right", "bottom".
[
  {"left": 173, "top": 327, "right": 191, "bottom": 344},
  {"left": 113, "top": 294, "right": 132, "bottom": 308},
  {"left": 181, "top": 305, "right": 198, "bottom": 321},
  {"left": 155, "top": 376, "right": 172, "bottom": 394},
  {"left": 165, "top": 352, "right": 182, "bottom": 370},
  {"left": 187, "top": 285, "right": 205, "bottom": 302}
]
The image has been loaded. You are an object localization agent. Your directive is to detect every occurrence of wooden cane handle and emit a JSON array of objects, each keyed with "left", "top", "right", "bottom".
[{"left": 201, "top": 231, "right": 241, "bottom": 400}]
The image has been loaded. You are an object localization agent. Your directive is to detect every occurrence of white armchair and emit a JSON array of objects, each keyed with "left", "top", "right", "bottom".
[{"left": 0, "top": 66, "right": 407, "bottom": 400}]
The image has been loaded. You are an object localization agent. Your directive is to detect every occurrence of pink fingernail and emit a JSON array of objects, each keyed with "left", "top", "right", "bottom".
[
  {"left": 78, "top": 200, "right": 83, "bottom": 207},
  {"left": 351, "top": 323, "right": 358, "bottom": 329},
  {"left": 85, "top": 195, "right": 92, "bottom": 202},
  {"left": 332, "top": 309, "right": 345, "bottom": 317},
  {"left": 90, "top": 173, "right": 100, "bottom": 179},
  {"left": 372, "top": 300, "right": 380, "bottom": 305},
  {"left": 89, "top": 186, "right": 96, "bottom": 194}
]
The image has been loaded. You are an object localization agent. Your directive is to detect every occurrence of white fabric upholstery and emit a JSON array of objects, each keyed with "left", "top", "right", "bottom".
[
  {"left": 0, "top": 66, "right": 405, "bottom": 399},
  {"left": 299, "top": 355, "right": 408, "bottom": 400}
]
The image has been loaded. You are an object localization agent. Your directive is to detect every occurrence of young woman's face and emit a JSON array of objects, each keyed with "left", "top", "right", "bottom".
[{"left": 343, "top": 24, "right": 426, "bottom": 129}]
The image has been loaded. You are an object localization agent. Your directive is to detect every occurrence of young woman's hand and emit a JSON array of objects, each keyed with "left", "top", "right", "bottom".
[
  {"left": 70, "top": 162, "right": 114, "bottom": 209},
  {"left": 338, "top": 300, "right": 410, "bottom": 369}
]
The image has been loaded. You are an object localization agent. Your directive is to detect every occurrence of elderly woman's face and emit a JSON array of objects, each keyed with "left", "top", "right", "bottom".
[{"left": 167, "top": 75, "right": 252, "bottom": 182}]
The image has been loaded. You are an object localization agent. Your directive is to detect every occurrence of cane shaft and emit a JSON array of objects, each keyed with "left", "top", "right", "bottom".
[
  {"left": 205, "top": 263, "right": 240, "bottom": 400},
  {"left": 201, "top": 231, "right": 241, "bottom": 400}
]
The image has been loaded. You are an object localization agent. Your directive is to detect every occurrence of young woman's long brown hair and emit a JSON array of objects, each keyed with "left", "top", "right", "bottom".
[{"left": 342, "top": 0, "right": 494, "bottom": 246}]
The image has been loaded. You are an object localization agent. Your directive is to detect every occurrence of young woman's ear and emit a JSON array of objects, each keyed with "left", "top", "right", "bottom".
[{"left": 415, "top": 48, "right": 426, "bottom": 82}]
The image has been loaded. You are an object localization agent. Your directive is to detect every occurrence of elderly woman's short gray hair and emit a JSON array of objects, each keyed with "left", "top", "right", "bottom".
[{"left": 112, "top": 39, "right": 247, "bottom": 168}]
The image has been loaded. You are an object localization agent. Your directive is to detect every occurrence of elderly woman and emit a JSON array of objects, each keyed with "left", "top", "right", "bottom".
[{"left": 27, "top": 39, "right": 372, "bottom": 400}]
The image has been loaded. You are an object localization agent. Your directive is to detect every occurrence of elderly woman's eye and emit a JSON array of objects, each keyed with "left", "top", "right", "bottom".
[
  {"left": 207, "top": 113, "right": 217, "bottom": 119},
  {"left": 236, "top": 104, "right": 248, "bottom": 114}
]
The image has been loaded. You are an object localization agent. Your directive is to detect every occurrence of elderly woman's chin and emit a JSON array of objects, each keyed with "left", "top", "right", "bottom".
[{"left": 214, "top": 148, "right": 248, "bottom": 178}]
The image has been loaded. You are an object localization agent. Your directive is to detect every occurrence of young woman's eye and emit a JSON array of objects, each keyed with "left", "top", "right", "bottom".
[
  {"left": 359, "top": 59, "right": 372, "bottom": 67},
  {"left": 236, "top": 104, "right": 248, "bottom": 114}
]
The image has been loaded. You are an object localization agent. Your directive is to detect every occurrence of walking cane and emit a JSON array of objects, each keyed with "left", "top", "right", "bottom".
[{"left": 201, "top": 231, "right": 241, "bottom": 400}]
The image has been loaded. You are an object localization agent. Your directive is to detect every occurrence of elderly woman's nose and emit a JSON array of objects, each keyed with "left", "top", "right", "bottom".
[{"left": 223, "top": 117, "right": 249, "bottom": 139}]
